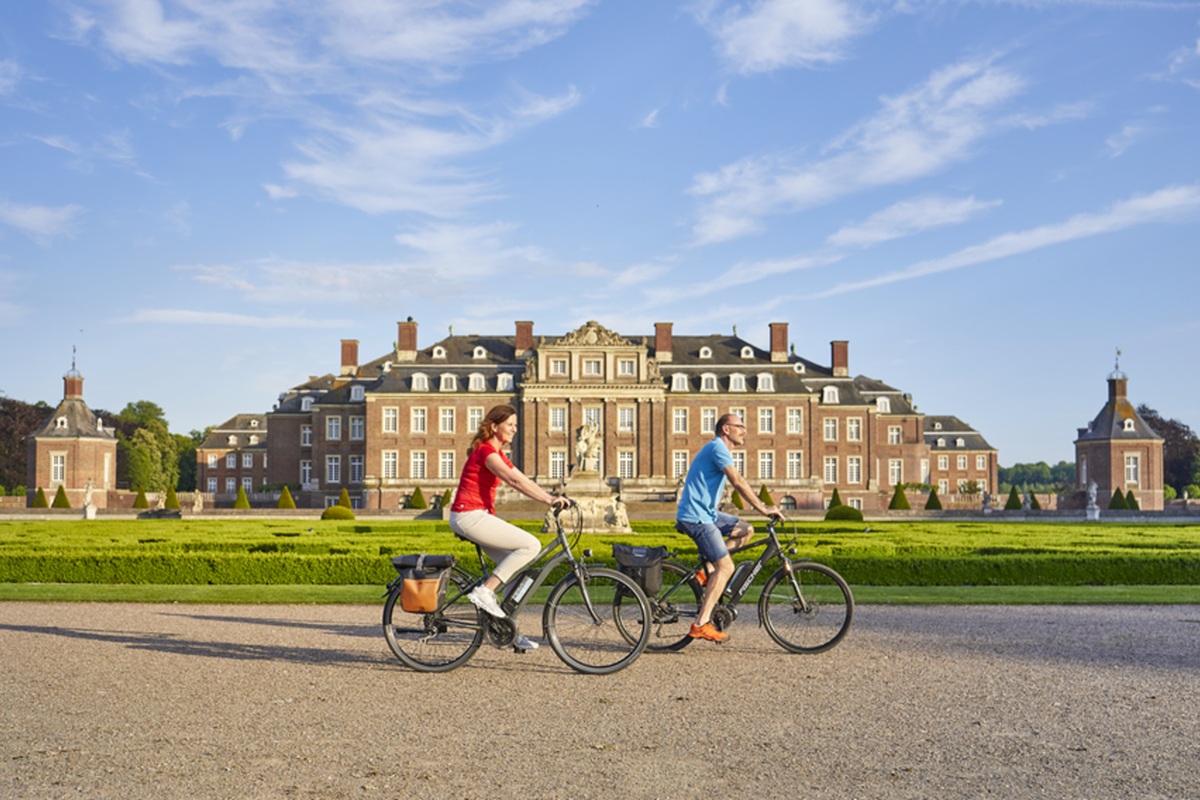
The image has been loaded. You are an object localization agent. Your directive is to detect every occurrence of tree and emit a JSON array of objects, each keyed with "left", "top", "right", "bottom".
[
  {"left": 1126, "top": 491, "right": 1140, "bottom": 510},
  {"left": 924, "top": 487, "right": 943, "bottom": 510},
  {"left": 338, "top": 487, "right": 351, "bottom": 508},
  {"left": 730, "top": 490, "right": 745, "bottom": 510},
  {"left": 959, "top": 480, "right": 982, "bottom": 499},
  {"left": 758, "top": 485, "right": 774, "bottom": 505},
  {"left": 164, "top": 485, "right": 181, "bottom": 510},
  {"left": 409, "top": 486, "right": 427, "bottom": 509},
  {"left": 31, "top": 487, "right": 48, "bottom": 508},
  {"left": 1185, "top": 484, "right": 1200, "bottom": 500},
  {"left": 126, "top": 420, "right": 178, "bottom": 494},
  {"left": 0, "top": 396, "right": 52, "bottom": 491},
  {"left": 1137, "top": 405, "right": 1200, "bottom": 494},
  {"left": 888, "top": 484, "right": 910, "bottom": 510},
  {"left": 234, "top": 485, "right": 251, "bottom": 509},
  {"left": 277, "top": 485, "right": 297, "bottom": 509},
  {"left": 51, "top": 485, "right": 71, "bottom": 508},
  {"left": 1164, "top": 485, "right": 1177, "bottom": 501},
  {"left": 174, "top": 433, "right": 200, "bottom": 492},
  {"left": 829, "top": 487, "right": 843, "bottom": 508},
  {"left": 132, "top": 488, "right": 149, "bottom": 509},
  {"left": 1004, "top": 486, "right": 1022, "bottom": 510},
  {"left": 116, "top": 400, "right": 167, "bottom": 428},
  {"left": 440, "top": 489, "right": 452, "bottom": 507},
  {"left": 1108, "top": 487, "right": 1127, "bottom": 510},
  {"left": 1029, "top": 492, "right": 1042, "bottom": 510}
]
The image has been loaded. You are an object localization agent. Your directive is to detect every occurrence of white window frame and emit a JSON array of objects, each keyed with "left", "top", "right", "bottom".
[
  {"left": 411, "top": 373, "right": 429, "bottom": 391},
  {"left": 582, "top": 358, "right": 602, "bottom": 377},
  {"left": 672, "top": 450, "right": 689, "bottom": 480},
  {"left": 617, "top": 407, "right": 635, "bottom": 433},
  {"left": 617, "top": 450, "right": 635, "bottom": 480},
  {"left": 549, "top": 450, "right": 567, "bottom": 481},
  {"left": 349, "top": 455, "right": 364, "bottom": 484},
  {"left": 1124, "top": 453, "right": 1140, "bottom": 485},
  {"left": 439, "top": 374, "right": 457, "bottom": 392},
  {"left": 411, "top": 407, "right": 427, "bottom": 434},
  {"left": 468, "top": 407, "right": 484, "bottom": 433},
  {"left": 938, "top": 455, "right": 949, "bottom": 470},
  {"left": 226, "top": 453, "right": 237, "bottom": 468},
  {"left": 758, "top": 451, "right": 774, "bottom": 480},
  {"left": 469, "top": 373, "right": 486, "bottom": 392},
  {"left": 325, "top": 455, "right": 341, "bottom": 484},
  {"left": 673, "top": 408, "right": 688, "bottom": 434},
  {"left": 207, "top": 454, "right": 217, "bottom": 468},
  {"left": 618, "top": 359, "right": 636, "bottom": 377},
  {"left": 671, "top": 373, "right": 689, "bottom": 392},
  {"left": 876, "top": 397, "right": 891, "bottom": 413},
  {"left": 701, "top": 407, "right": 717, "bottom": 433},
  {"left": 549, "top": 406, "right": 566, "bottom": 433},
  {"left": 888, "top": 426, "right": 902, "bottom": 445},
  {"left": 730, "top": 451, "right": 746, "bottom": 476},
  {"left": 383, "top": 407, "right": 398, "bottom": 433},
  {"left": 757, "top": 373, "right": 774, "bottom": 392},
  {"left": 549, "top": 358, "right": 568, "bottom": 377},
  {"left": 758, "top": 407, "right": 775, "bottom": 435},
  {"left": 701, "top": 373, "right": 718, "bottom": 392},
  {"left": 225, "top": 477, "right": 237, "bottom": 494},
  {"left": 847, "top": 417, "right": 862, "bottom": 442},
  {"left": 382, "top": 451, "right": 399, "bottom": 481},
  {"left": 301, "top": 424, "right": 312, "bottom": 447},
  {"left": 976, "top": 455, "right": 987, "bottom": 471},
  {"left": 497, "top": 373, "right": 514, "bottom": 391},
  {"left": 438, "top": 451, "right": 456, "bottom": 480},
  {"left": 242, "top": 453, "right": 253, "bottom": 468},
  {"left": 350, "top": 416, "right": 364, "bottom": 441},
  {"left": 957, "top": 455, "right": 968, "bottom": 470},
  {"left": 207, "top": 477, "right": 217, "bottom": 494},
  {"left": 823, "top": 418, "right": 838, "bottom": 441},
  {"left": 787, "top": 451, "right": 804, "bottom": 480},
  {"left": 51, "top": 453, "right": 65, "bottom": 483},
  {"left": 823, "top": 456, "right": 838, "bottom": 484},
  {"left": 848, "top": 456, "right": 862, "bottom": 484},
  {"left": 729, "top": 373, "right": 746, "bottom": 392},
  {"left": 300, "top": 460, "right": 312, "bottom": 487},
  {"left": 787, "top": 408, "right": 803, "bottom": 434},
  {"left": 889, "top": 459, "right": 903, "bottom": 486},
  {"left": 440, "top": 407, "right": 455, "bottom": 434},
  {"left": 823, "top": 386, "right": 839, "bottom": 404},
  {"left": 350, "top": 385, "right": 365, "bottom": 402},
  {"left": 411, "top": 451, "right": 427, "bottom": 480},
  {"left": 326, "top": 416, "right": 341, "bottom": 441}
]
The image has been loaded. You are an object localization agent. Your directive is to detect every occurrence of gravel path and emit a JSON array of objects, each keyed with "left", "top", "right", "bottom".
[{"left": 2, "top": 602, "right": 1198, "bottom": 799}]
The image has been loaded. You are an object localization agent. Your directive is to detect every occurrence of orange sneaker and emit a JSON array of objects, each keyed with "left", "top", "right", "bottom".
[
  {"left": 688, "top": 622, "right": 728, "bottom": 642},
  {"left": 694, "top": 568, "right": 708, "bottom": 587}
]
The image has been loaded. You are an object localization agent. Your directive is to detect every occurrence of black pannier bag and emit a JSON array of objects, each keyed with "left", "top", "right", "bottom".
[
  {"left": 391, "top": 553, "right": 456, "bottom": 613},
  {"left": 612, "top": 544, "right": 668, "bottom": 595}
]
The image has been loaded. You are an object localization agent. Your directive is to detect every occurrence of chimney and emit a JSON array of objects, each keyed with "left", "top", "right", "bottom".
[
  {"left": 63, "top": 370, "right": 83, "bottom": 400},
  {"left": 515, "top": 320, "right": 534, "bottom": 356},
  {"left": 340, "top": 339, "right": 359, "bottom": 376},
  {"left": 396, "top": 317, "right": 418, "bottom": 362},
  {"left": 769, "top": 322, "right": 788, "bottom": 363},
  {"left": 831, "top": 340, "right": 849, "bottom": 377},
  {"left": 655, "top": 322, "right": 673, "bottom": 363},
  {"left": 1108, "top": 376, "right": 1127, "bottom": 403}
]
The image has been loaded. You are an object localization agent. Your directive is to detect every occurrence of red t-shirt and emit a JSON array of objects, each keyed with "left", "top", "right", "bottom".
[{"left": 451, "top": 441, "right": 513, "bottom": 514}]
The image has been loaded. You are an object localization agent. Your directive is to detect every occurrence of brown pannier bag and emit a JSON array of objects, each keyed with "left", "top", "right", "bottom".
[{"left": 392, "top": 554, "right": 456, "bottom": 613}]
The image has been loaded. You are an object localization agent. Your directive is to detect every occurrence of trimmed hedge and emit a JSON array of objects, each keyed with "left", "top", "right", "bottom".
[
  {"left": 825, "top": 504, "right": 864, "bottom": 521},
  {"left": 321, "top": 505, "right": 355, "bottom": 520},
  {"left": 51, "top": 486, "right": 71, "bottom": 509}
]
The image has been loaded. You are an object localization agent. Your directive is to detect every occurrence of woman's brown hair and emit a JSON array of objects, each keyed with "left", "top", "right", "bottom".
[{"left": 467, "top": 404, "right": 517, "bottom": 455}]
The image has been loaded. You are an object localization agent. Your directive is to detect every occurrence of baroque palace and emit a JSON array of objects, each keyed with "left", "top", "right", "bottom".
[{"left": 197, "top": 319, "right": 998, "bottom": 512}]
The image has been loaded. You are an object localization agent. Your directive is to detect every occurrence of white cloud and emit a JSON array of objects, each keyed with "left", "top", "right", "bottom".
[
  {"left": 694, "top": 0, "right": 873, "bottom": 74},
  {"left": 638, "top": 108, "right": 662, "bottom": 129},
  {"left": 688, "top": 56, "right": 1029, "bottom": 245},
  {"left": 1105, "top": 123, "right": 1145, "bottom": 158},
  {"left": 118, "top": 309, "right": 351, "bottom": 328},
  {"left": 827, "top": 195, "right": 1002, "bottom": 248},
  {"left": 0, "top": 59, "right": 20, "bottom": 95},
  {"left": 813, "top": 183, "right": 1200, "bottom": 297},
  {"left": 0, "top": 199, "right": 83, "bottom": 242}
]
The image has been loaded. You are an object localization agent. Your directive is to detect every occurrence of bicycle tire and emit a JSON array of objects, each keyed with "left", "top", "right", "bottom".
[
  {"left": 616, "top": 560, "right": 700, "bottom": 652},
  {"left": 383, "top": 570, "right": 484, "bottom": 672},
  {"left": 759, "top": 561, "right": 854, "bottom": 654},
  {"left": 543, "top": 567, "right": 650, "bottom": 675}
]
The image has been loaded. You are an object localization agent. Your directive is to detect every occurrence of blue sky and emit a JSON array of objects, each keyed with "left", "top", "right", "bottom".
[{"left": 1, "top": 0, "right": 1198, "bottom": 465}]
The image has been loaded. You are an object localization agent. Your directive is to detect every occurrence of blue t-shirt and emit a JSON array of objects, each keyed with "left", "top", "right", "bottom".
[{"left": 676, "top": 437, "right": 733, "bottom": 524}]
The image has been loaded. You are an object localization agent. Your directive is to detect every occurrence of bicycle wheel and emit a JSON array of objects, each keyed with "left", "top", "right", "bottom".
[
  {"left": 543, "top": 567, "right": 650, "bottom": 675},
  {"left": 383, "top": 571, "right": 484, "bottom": 672},
  {"left": 759, "top": 561, "right": 854, "bottom": 654},
  {"left": 616, "top": 561, "right": 700, "bottom": 652}
]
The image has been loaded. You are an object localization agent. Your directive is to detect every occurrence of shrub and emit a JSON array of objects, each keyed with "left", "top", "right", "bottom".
[
  {"left": 758, "top": 485, "right": 774, "bottom": 505},
  {"left": 1163, "top": 485, "right": 1177, "bottom": 501},
  {"left": 924, "top": 488, "right": 943, "bottom": 510},
  {"left": 730, "top": 491, "right": 745, "bottom": 510},
  {"left": 441, "top": 489, "right": 452, "bottom": 507},
  {"left": 1030, "top": 493, "right": 1042, "bottom": 510},
  {"left": 338, "top": 487, "right": 352, "bottom": 508},
  {"left": 1108, "top": 487, "right": 1127, "bottom": 510},
  {"left": 824, "top": 504, "right": 863, "bottom": 521},
  {"left": 51, "top": 486, "right": 71, "bottom": 509},
  {"left": 321, "top": 504, "right": 356, "bottom": 520},
  {"left": 829, "top": 488, "right": 843, "bottom": 508},
  {"left": 888, "top": 484, "right": 910, "bottom": 510},
  {"left": 13, "top": 485, "right": 27, "bottom": 498},
  {"left": 277, "top": 485, "right": 297, "bottom": 509},
  {"left": 164, "top": 486, "right": 181, "bottom": 510},
  {"left": 409, "top": 486, "right": 428, "bottom": 509},
  {"left": 133, "top": 489, "right": 150, "bottom": 509},
  {"left": 1126, "top": 492, "right": 1140, "bottom": 510},
  {"left": 234, "top": 486, "right": 251, "bottom": 509},
  {"left": 31, "top": 487, "right": 49, "bottom": 508},
  {"left": 1004, "top": 486, "right": 1022, "bottom": 510},
  {"left": 0, "top": 485, "right": 6, "bottom": 497},
  {"left": 1186, "top": 485, "right": 1200, "bottom": 501}
]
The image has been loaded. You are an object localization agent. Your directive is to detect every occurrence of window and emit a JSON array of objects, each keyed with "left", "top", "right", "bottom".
[
  {"left": 757, "top": 373, "right": 774, "bottom": 392},
  {"left": 618, "top": 359, "right": 636, "bottom": 377},
  {"left": 326, "top": 416, "right": 341, "bottom": 440},
  {"left": 848, "top": 498, "right": 863, "bottom": 511},
  {"left": 242, "top": 477, "right": 253, "bottom": 492},
  {"left": 787, "top": 408, "right": 803, "bottom": 434},
  {"left": 730, "top": 451, "right": 746, "bottom": 476},
  {"left": 549, "top": 358, "right": 568, "bottom": 376},
  {"left": 440, "top": 408, "right": 455, "bottom": 433},
  {"left": 729, "top": 373, "right": 746, "bottom": 392},
  {"left": 823, "top": 386, "right": 839, "bottom": 404},
  {"left": 383, "top": 407, "right": 398, "bottom": 433},
  {"left": 432, "top": 346, "right": 446, "bottom": 359},
  {"left": 976, "top": 455, "right": 987, "bottom": 471},
  {"left": 848, "top": 456, "right": 862, "bottom": 484},
  {"left": 497, "top": 373, "right": 514, "bottom": 391},
  {"left": 411, "top": 408, "right": 427, "bottom": 434},
  {"left": 740, "top": 346, "right": 754, "bottom": 358},
  {"left": 248, "top": 435, "right": 258, "bottom": 445},
  {"left": 350, "top": 385, "right": 365, "bottom": 401},
  {"left": 226, "top": 478, "right": 237, "bottom": 494},
  {"left": 934, "top": 422, "right": 943, "bottom": 430},
  {"left": 301, "top": 425, "right": 312, "bottom": 446},
  {"left": 697, "top": 408, "right": 717, "bottom": 435},
  {"left": 673, "top": 408, "right": 688, "bottom": 434},
  {"left": 876, "top": 397, "right": 891, "bottom": 413},
  {"left": 937, "top": 437, "right": 946, "bottom": 447},
  {"left": 473, "top": 345, "right": 488, "bottom": 359},
  {"left": 1123, "top": 419, "right": 1135, "bottom": 432},
  {"left": 382, "top": 451, "right": 398, "bottom": 481},
  {"left": 618, "top": 407, "right": 635, "bottom": 433},
  {"left": 1124, "top": 454, "right": 1140, "bottom": 485},
  {"left": 207, "top": 477, "right": 217, "bottom": 493},
  {"left": 226, "top": 454, "right": 237, "bottom": 468},
  {"left": 301, "top": 397, "right": 313, "bottom": 412},
  {"left": 300, "top": 460, "right": 312, "bottom": 487},
  {"left": 956, "top": 438, "right": 965, "bottom": 448},
  {"left": 51, "top": 454, "right": 65, "bottom": 483},
  {"left": 957, "top": 455, "right": 967, "bottom": 470},
  {"left": 263, "top": 453, "right": 268, "bottom": 470},
  {"left": 412, "top": 373, "right": 429, "bottom": 391},
  {"left": 411, "top": 451, "right": 426, "bottom": 480},
  {"left": 847, "top": 418, "right": 862, "bottom": 441},
  {"left": 350, "top": 416, "right": 364, "bottom": 440},
  {"left": 889, "top": 459, "right": 903, "bottom": 485},
  {"left": 672, "top": 451, "right": 689, "bottom": 480},
  {"left": 439, "top": 451, "right": 456, "bottom": 480},
  {"left": 759, "top": 407, "right": 774, "bottom": 434},
  {"left": 55, "top": 417, "right": 67, "bottom": 430},
  {"left": 583, "top": 407, "right": 602, "bottom": 428},
  {"left": 242, "top": 453, "right": 253, "bottom": 468},
  {"left": 758, "top": 451, "right": 774, "bottom": 480},
  {"left": 549, "top": 407, "right": 566, "bottom": 432},
  {"left": 583, "top": 359, "right": 602, "bottom": 376},
  {"left": 730, "top": 408, "right": 746, "bottom": 424},
  {"left": 938, "top": 455, "right": 948, "bottom": 470},
  {"left": 671, "top": 373, "right": 689, "bottom": 392},
  {"left": 469, "top": 373, "right": 486, "bottom": 392},
  {"left": 618, "top": 450, "right": 635, "bottom": 479},
  {"left": 227, "top": 434, "right": 237, "bottom": 446},
  {"left": 823, "top": 456, "right": 838, "bottom": 484},
  {"left": 823, "top": 418, "right": 838, "bottom": 441},
  {"left": 468, "top": 407, "right": 483, "bottom": 432},
  {"left": 207, "top": 454, "right": 217, "bottom": 468},
  {"left": 550, "top": 450, "right": 567, "bottom": 481},
  {"left": 325, "top": 455, "right": 341, "bottom": 484},
  {"left": 349, "top": 455, "right": 364, "bottom": 484},
  {"left": 699, "top": 346, "right": 712, "bottom": 359},
  {"left": 787, "top": 451, "right": 804, "bottom": 480},
  {"left": 701, "top": 373, "right": 718, "bottom": 392},
  {"left": 888, "top": 426, "right": 902, "bottom": 445},
  {"left": 939, "top": 479, "right": 949, "bottom": 495},
  {"left": 439, "top": 374, "right": 457, "bottom": 392}
]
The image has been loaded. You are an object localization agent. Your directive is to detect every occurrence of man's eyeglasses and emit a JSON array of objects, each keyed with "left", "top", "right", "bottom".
[{"left": 726, "top": 423, "right": 746, "bottom": 430}]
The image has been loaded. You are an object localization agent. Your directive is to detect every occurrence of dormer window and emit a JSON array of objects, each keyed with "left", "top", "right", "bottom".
[
  {"left": 497, "top": 373, "right": 514, "bottom": 392},
  {"left": 729, "top": 373, "right": 746, "bottom": 392},
  {"left": 822, "top": 386, "right": 839, "bottom": 404},
  {"left": 956, "top": 438, "right": 965, "bottom": 447},
  {"left": 740, "top": 346, "right": 754, "bottom": 359},
  {"left": 934, "top": 421, "right": 943, "bottom": 430},
  {"left": 301, "top": 397, "right": 314, "bottom": 412},
  {"left": 699, "top": 346, "right": 713, "bottom": 359},
  {"left": 250, "top": 419, "right": 259, "bottom": 428},
  {"left": 671, "top": 373, "right": 689, "bottom": 392},
  {"left": 1123, "top": 419, "right": 1135, "bottom": 432},
  {"left": 469, "top": 373, "right": 486, "bottom": 392},
  {"left": 55, "top": 416, "right": 67, "bottom": 429},
  {"left": 937, "top": 437, "right": 946, "bottom": 447},
  {"left": 432, "top": 346, "right": 447, "bottom": 359},
  {"left": 228, "top": 435, "right": 238, "bottom": 445},
  {"left": 473, "top": 346, "right": 487, "bottom": 359},
  {"left": 876, "top": 397, "right": 890, "bottom": 413},
  {"left": 793, "top": 362, "right": 805, "bottom": 374},
  {"left": 757, "top": 373, "right": 774, "bottom": 392},
  {"left": 382, "top": 361, "right": 392, "bottom": 374},
  {"left": 249, "top": 435, "right": 259, "bottom": 445},
  {"left": 350, "top": 385, "right": 365, "bottom": 401},
  {"left": 439, "top": 373, "right": 457, "bottom": 391},
  {"left": 701, "top": 373, "right": 718, "bottom": 392},
  {"left": 412, "top": 373, "right": 429, "bottom": 391}
]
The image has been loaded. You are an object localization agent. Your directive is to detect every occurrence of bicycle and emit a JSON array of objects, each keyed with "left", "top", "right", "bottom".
[
  {"left": 382, "top": 502, "right": 652, "bottom": 675},
  {"left": 620, "top": 515, "right": 854, "bottom": 654}
]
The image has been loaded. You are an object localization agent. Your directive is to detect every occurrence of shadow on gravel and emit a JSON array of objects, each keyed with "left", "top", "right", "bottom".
[{"left": 162, "top": 612, "right": 380, "bottom": 638}]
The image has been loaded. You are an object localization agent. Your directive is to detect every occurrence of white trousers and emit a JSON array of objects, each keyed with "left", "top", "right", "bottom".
[{"left": 449, "top": 510, "right": 541, "bottom": 584}]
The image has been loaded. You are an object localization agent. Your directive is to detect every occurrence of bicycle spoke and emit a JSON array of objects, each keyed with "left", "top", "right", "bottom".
[{"left": 544, "top": 568, "right": 649, "bottom": 675}]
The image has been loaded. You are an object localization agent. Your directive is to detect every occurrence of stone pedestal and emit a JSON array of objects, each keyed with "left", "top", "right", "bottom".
[
  {"left": 545, "top": 470, "right": 632, "bottom": 534},
  {"left": 1085, "top": 505, "right": 1100, "bottom": 521},
  {"left": 82, "top": 503, "right": 97, "bottom": 520}
]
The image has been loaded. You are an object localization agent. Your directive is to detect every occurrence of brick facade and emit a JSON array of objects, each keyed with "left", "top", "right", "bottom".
[
  {"left": 26, "top": 368, "right": 118, "bottom": 508},
  {"left": 1074, "top": 373, "right": 1164, "bottom": 511}
]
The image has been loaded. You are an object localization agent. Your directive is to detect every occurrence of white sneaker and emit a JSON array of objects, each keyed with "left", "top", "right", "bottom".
[
  {"left": 467, "top": 586, "right": 506, "bottom": 618},
  {"left": 515, "top": 635, "right": 539, "bottom": 651}
]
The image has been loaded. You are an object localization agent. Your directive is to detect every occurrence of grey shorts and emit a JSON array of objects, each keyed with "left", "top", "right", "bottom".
[{"left": 675, "top": 512, "right": 741, "bottom": 563}]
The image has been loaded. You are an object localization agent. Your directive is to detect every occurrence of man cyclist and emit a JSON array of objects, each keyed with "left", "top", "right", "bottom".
[{"left": 676, "top": 412, "right": 782, "bottom": 642}]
